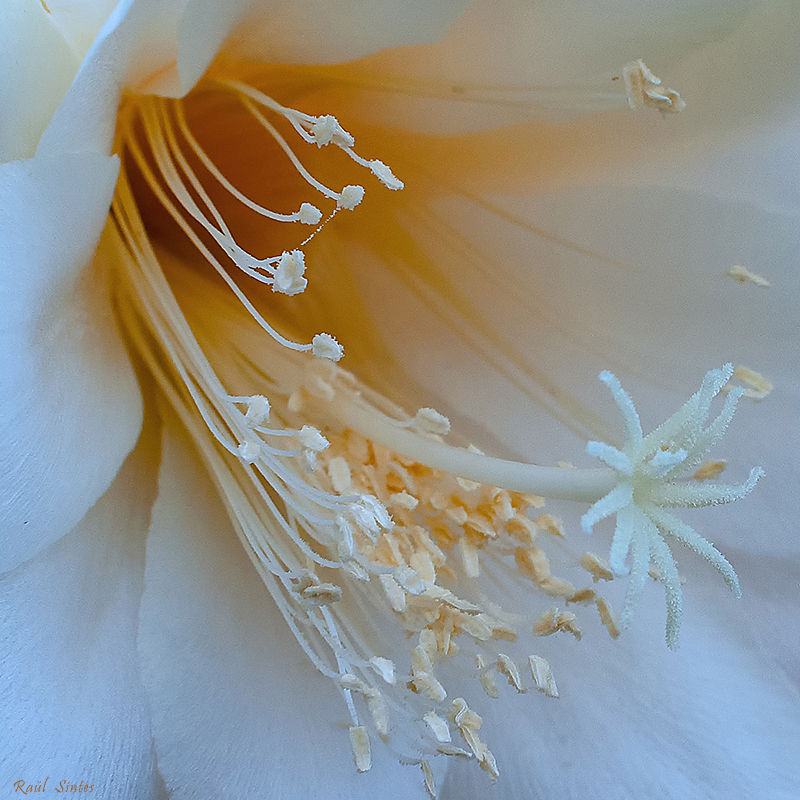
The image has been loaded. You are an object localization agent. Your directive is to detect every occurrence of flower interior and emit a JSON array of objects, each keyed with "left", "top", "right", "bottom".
[{"left": 107, "top": 64, "right": 759, "bottom": 794}]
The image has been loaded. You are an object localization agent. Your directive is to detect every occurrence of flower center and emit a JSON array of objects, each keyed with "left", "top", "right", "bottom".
[
  {"left": 107, "top": 75, "right": 629, "bottom": 791},
  {"left": 106, "top": 67, "right": 754, "bottom": 793}
]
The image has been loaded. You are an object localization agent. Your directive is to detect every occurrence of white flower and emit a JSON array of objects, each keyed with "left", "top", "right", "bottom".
[{"left": 2, "top": 1, "right": 799, "bottom": 799}]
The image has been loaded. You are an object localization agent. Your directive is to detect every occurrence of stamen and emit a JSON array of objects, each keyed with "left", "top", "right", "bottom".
[
  {"left": 730, "top": 366, "right": 774, "bottom": 400},
  {"left": 622, "top": 59, "right": 686, "bottom": 112},
  {"left": 728, "top": 265, "right": 770, "bottom": 287}
]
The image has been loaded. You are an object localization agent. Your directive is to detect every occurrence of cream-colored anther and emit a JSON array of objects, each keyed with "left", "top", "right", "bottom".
[
  {"left": 272, "top": 249, "right": 307, "bottom": 296},
  {"left": 327, "top": 457, "right": 352, "bottom": 493},
  {"left": 394, "top": 566, "right": 428, "bottom": 595},
  {"left": 369, "top": 159, "right": 404, "bottom": 190},
  {"left": 478, "top": 669, "right": 500, "bottom": 699},
  {"left": 448, "top": 699, "right": 497, "bottom": 777},
  {"left": 596, "top": 597, "right": 621, "bottom": 639},
  {"left": 337, "top": 184, "right": 365, "bottom": 210},
  {"left": 412, "top": 645, "right": 434, "bottom": 675},
  {"left": 410, "top": 550, "right": 436, "bottom": 583},
  {"left": 731, "top": 366, "right": 773, "bottom": 400},
  {"left": 367, "top": 692, "right": 390, "bottom": 736},
  {"left": 237, "top": 439, "right": 261, "bottom": 464},
  {"left": 349, "top": 726, "right": 372, "bottom": 773},
  {"left": 497, "top": 654, "right": 526, "bottom": 693},
  {"left": 243, "top": 395, "right": 270, "bottom": 427},
  {"left": 297, "top": 202, "right": 322, "bottom": 224},
  {"left": 339, "top": 673, "right": 371, "bottom": 693},
  {"left": 379, "top": 573, "right": 407, "bottom": 612},
  {"left": 419, "top": 628, "right": 438, "bottom": 660},
  {"left": 534, "top": 513, "right": 564, "bottom": 537},
  {"left": 297, "top": 425, "right": 330, "bottom": 452},
  {"left": 580, "top": 552, "right": 614, "bottom": 582},
  {"left": 437, "top": 745, "right": 471, "bottom": 758},
  {"left": 369, "top": 656, "right": 396, "bottom": 685},
  {"left": 311, "top": 332, "right": 344, "bottom": 361},
  {"left": 533, "top": 608, "right": 582, "bottom": 640},
  {"left": 309, "top": 114, "right": 354, "bottom": 147},
  {"left": 528, "top": 655, "right": 559, "bottom": 698},
  {"left": 421, "top": 761, "right": 436, "bottom": 800},
  {"left": 388, "top": 491, "right": 418, "bottom": 510},
  {"left": 515, "top": 545, "right": 551, "bottom": 583},
  {"left": 334, "top": 514, "right": 355, "bottom": 559},
  {"left": 412, "top": 672, "right": 447, "bottom": 703},
  {"left": 567, "top": 587, "right": 596, "bottom": 604},
  {"left": 478, "top": 748, "right": 499, "bottom": 780},
  {"left": 623, "top": 59, "right": 685, "bottom": 112},
  {"left": 459, "top": 539, "right": 481, "bottom": 578},
  {"left": 423, "top": 712, "right": 452, "bottom": 743},
  {"left": 728, "top": 265, "right": 770, "bottom": 287},
  {"left": 448, "top": 698, "right": 481, "bottom": 731},
  {"left": 414, "top": 407, "right": 451, "bottom": 436},
  {"left": 300, "top": 583, "right": 342, "bottom": 605},
  {"left": 354, "top": 494, "right": 392, "bottom": 534},
  {"left": 458, "top": 613, "right": 493, "bottom": 641}
]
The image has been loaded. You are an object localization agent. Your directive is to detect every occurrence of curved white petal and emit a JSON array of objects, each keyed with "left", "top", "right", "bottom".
[
  {"left": 0, "top": 427, "right": 160, "bottom": 798},
  {"left": 38, "top": 0, "right": 472, "bottom": 160},
  {"left": 138, "top": 422, "right": 432, "bottom": 800},
  {"left": 0, "top": 152, "right": 142, "bottom": 572},
  {"left": 223, "top": 0, "right": 473, "bottom": 69},
  {"left": 38, "top": 0, "right": 121, "bottom": 61},
  {"left": 439, "top": 577, "right": 800, "bottom": 799},
  {"left": 0, "top": 0, "right": 79, "bottom": 161}
]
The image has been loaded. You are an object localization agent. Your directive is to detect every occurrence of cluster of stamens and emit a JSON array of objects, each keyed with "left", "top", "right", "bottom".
[{"left": 109, "top": 73, "right": 759, "bottom": 795}]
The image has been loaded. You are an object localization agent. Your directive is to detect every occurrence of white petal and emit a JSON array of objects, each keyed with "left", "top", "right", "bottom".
[
  {"left": 223, "top": 0, "right": 473, "bottom": 70},
  {"left": 138, "top": 422, "right": 431, "bottom": 799},
  {"left": 38, "top": 0, "right": 121, "bottom": 61},
  {"left": 38, "top": 0, "right": 472, "bottom": 159},
  {"left": 439, "top": 577, "right": 800, "bottom": 799},
  {"left": 0, "top": 428, "right": 160, "bottom": 798},
  {"left": 37, "top": 0, "right": 187, "bottom": 157},
  {"left": 333, "top": 0, "right": 798, "bottom": 138},
  {"left": 0, "top": 152, "right": 142, "bottom": 572},
  {"left": 0, "top": 0, "right": 78, "bottom": 161}
]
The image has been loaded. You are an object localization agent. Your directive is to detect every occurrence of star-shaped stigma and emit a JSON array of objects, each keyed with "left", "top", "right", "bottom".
[{"left": 581, "top": 365, "right": 763, "bottom": 649}]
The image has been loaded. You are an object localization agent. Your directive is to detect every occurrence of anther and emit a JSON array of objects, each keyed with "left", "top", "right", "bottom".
[
  {"left": 579, "top": 552, "right": 614, "bottom": 582},
  {"left": 244, "top": 395, "right": 270, "bottom": 427},
  {"left": 312, "top": 332, "right": 344, "bottom": 361},
  {"left": 414, "top": 407, "right": 451, "bottom": 436},
  {"left": 272, "top": 250, "right": 308, "bottom": 296},
  {"left": 369, "top": 159, "right": 404, "bottom": 190},
  {"left": 528, "top": 655, "right": 559, "bottom": 698},
  {"left": 424, "top": 712, "right": 452, "bottom": 743},
  {"left": 338, "top": 185, "right": 365, "bottom": 210},
  {"left": 297, "top": 425, "right": 330, "bottom": 453},
  {"left": 349, "top": 726, "right": 372, "bottom": 773},
  {"left": 369, "top": 656, "right": 396, "bottom": 684},
  {"left": 497, "top": 654, "right": 526, "bottom": 693},
  {"left": 298, "top": 202, "right": 323, "bottom": 225},
  {"left": 237, "top": 439, "right": 261, "bottom": 464},
  {"left": 728, "top": 264, "right": 770, "bottom": 287},
  {"left": 622, "top": 59, "right": 685, "bottom": 113}
]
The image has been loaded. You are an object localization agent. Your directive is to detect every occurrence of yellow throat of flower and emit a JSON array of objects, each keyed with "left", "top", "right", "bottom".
[{"left": 106, "top": 65, "right": 757, "bottom": 794}]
